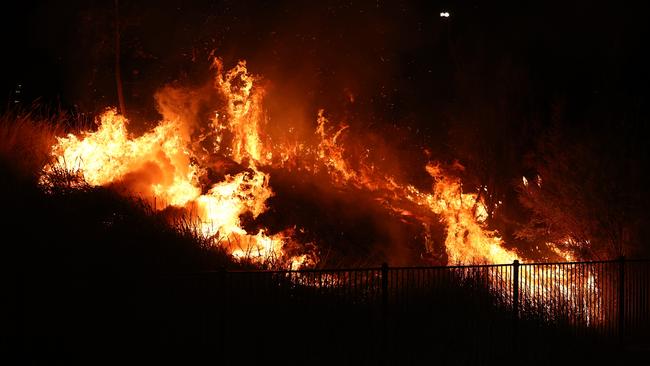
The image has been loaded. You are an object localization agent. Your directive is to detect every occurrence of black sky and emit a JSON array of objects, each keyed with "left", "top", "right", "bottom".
[{"left": 2, "top": 0, "right": 649, "bottom": 162}]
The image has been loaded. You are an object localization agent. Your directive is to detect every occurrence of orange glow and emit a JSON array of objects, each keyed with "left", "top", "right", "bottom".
[
  {"left": 41, "top": 60, "right": 305, "bottom": 268},
  {"left": 40, "top": 55, "right": 597, "bottom": 306},
  {"left": 38, "top": 56, "right": 603, "bottom": 314},
  {"left": 213, "top": 58, "right": 269, "bottom": 165},
  {"left": 418, "top": 163, "right": 518, "bottom": 264},
  {"left": 42, "top": 109, "right": 200, "bottom": 206}
]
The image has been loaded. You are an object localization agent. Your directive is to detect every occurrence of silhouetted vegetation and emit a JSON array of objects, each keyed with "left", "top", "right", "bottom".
[
  {"left": 1, "top": 109, "right": 648, "bottom": 364},
  {"left": 0, "top": 110, "right": 240, "bottom": 362},
  {"left": 516, "top": 104, "right": 650, "bottom": 259}
]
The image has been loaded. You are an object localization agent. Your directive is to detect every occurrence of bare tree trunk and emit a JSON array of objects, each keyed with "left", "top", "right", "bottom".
[{"left": 114, "top": 0, "right": 126, "bottom": 116}]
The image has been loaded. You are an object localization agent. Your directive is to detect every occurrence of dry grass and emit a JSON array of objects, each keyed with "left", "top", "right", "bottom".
[
  {"left": 0, "top": 106, "right": 238, "bottom": 273},
  {"left": 0, "top": 107, "right": 78, "bottom": 182}
]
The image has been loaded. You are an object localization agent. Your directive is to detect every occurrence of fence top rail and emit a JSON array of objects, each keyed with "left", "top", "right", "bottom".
[
  {"left": 519, "top": 260, "right": 614, "bottom": 266},
  {"left": 219, "top": 263, "right": 513, "bottom": 274},
  {"left": 390, "top": 263, "right": 513, "bottom": 270},
  {"left": 518, "top": 258, "right": 649, "bottom": 266},
  {"left": 168, "top": 258, "right": 649, "bottom": 277},
  {"left": 210, "top": 267, "right": 384, "bottom": 274},
  {"left": 205, "top": 262, "right": 514, "bottom": 274}
]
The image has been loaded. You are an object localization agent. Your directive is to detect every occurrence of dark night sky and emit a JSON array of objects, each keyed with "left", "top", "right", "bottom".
[
  {"left": 2, "top": 0, "right": 650, "bottom": 175},
  {"left": 3, "top": 1, "right": 649, "bottom": 112}
]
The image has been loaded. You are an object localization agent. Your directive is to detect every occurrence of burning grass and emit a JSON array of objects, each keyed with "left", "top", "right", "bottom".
[
  {"left": 6, "top": 58, "right": 611, "bottom": 314},
  {"left": 0, "top": 107, "right": 637, "bottom": 365},
  {"left": 33, "top": 58, "right": 528, "bottom": 269},
  {"left": 0, "top": 107, "right": 253, "bottom": 273}
]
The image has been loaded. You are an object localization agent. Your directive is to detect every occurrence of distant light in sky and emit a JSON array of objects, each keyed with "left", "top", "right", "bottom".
[{"left": 440, "top": 11, "right": 450, "bottom": 18}]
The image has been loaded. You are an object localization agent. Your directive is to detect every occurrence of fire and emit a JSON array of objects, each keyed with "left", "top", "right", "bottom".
[
  {"left": 38, "top": 56, "right": 605, "bottom": 318},
  {"left": 213, "top": 59, "right": 269, "bottom": 165},
  {"left": 38, "top": 56, "right": 553, "bottom": 270},
  {"left": 300, "top": 109, "right": 601, "bottom": 318},
  {"left": 43, "top": 109, "right": 200, "bottom": 206},
  {"left": 315, "top": 110, "right": 357, "bottom": 185},
  {"left": 417, "top": 164, "right": 518, "bottom": 264},
  {"left": 309, "top": 113, "right": 518, "bottom": 264},
  {"left": 40, "top": 56, "right": 591, "bottom": 277},
  {"left": 194, "top": 169, "right": 285, "bottom": 262},
  {"left": 41, "top": 59, "right": 305, "bottom": 268}
]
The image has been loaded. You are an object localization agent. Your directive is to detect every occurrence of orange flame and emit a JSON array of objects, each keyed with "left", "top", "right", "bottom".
[
  {"left": 43, "top": 109, "right": 201, "bottom": 206},
  {"left": 213, "top": 58, "right": 269, "bottom": 165},
  {"left": 38, "top": 56, "right": 603, "bottom": 315},
  {"left": 41, "top": 60, "right": 307, "bottom": 268},
  {"left": 41, "top": 56, "right": 592, "bottom": 278},
  {"left": 420, "top": 164, "right": 517, "bottom": 264}
]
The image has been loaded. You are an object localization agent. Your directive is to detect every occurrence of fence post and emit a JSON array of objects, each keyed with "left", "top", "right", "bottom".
[
  {"left": 381, "top": 263, "right": 389, "bottom": 311},
  {"left": 381, "top": 263, "right": 389, "bottom": 364},
  {"left": 618, "top": 255, "right": 626, "bottom": 347},
  {"left": 512, "top": 260, "right": 520, "bottom": 354}
]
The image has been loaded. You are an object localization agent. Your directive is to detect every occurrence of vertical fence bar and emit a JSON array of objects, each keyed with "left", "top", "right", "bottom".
[
  {"left": 381, "top": 263, "right": 389, "bottom": 364},
  {"left": 382, "top": 263, "right": 389, "bottom": 311},
  {"left": 619, "top": 256, "right": 626, "bottom": 347},
  {"left": 512, "top": 260, "right": 520, "bottom": 354},
  {"left": 183, "top": 258, "right": 650, "bottom": 363}
]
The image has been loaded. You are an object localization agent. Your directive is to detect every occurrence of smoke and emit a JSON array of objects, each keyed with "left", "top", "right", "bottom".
[{"left": 154, "top": 84, "right": 217, "bottom": 143}]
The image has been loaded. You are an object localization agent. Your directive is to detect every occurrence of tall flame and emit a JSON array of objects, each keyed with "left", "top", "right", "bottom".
[
  {"left": 44, "top": 109, "right": 200, "bottom": 206},
  {"left": 42, "top": 59, "right": 304, "bottom": 268},
  {"left": 308, "top": 110, "right": 517, "bottom": 264},
  {"left": 416, "top": 164, "right": 518, "bottom": 264},
  {"left": 39, "top": 56, "right": 603, "bottom": 317},
  {"left": 41, "top": 57, "right": 588, "bottom": 273},
  {"left": 213, "top": 59, "right": 269, "bottom": 165}
]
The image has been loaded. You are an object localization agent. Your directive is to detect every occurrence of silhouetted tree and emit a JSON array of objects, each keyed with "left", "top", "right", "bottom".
[{"left": 516, "top": 103, "right": 648, "bottom": 259}]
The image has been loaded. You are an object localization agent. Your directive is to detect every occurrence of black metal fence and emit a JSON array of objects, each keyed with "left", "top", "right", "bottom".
[
  {"left": 515, "top": 258, "right": 650, "bottom": 344},
  {"left": 158, "top": 258, "right": 650, "bottom": 364}
]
